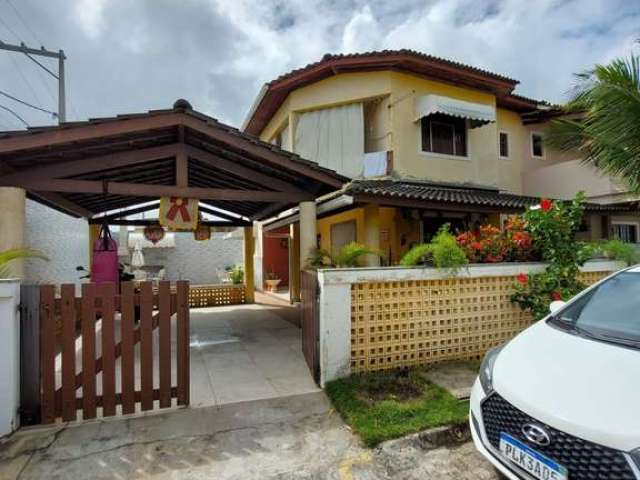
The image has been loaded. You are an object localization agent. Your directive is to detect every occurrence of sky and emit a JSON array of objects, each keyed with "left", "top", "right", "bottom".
[{"left": 0, "top": 0, "right": 638, "bottom": 130}]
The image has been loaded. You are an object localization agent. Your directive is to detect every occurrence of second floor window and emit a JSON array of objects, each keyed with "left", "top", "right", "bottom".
[
  {"left": 499, "top": 131, "right": 509, "bottom": 158},
  {"left": 421, "top": 113, "right": 467, "bottom": 157},
  {"left": 531, "top": 132, "right": 544, "bottom": 158}
]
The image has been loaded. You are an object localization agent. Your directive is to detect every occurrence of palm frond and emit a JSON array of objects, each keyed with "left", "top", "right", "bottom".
[
  {"left": 547, "top": 55, "right": 640, "bottom": 192},
  {"left": 0, "top": 248, "right": 48, "bottom": 278}
]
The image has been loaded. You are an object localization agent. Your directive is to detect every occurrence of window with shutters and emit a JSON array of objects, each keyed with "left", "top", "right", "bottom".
[{"left": 421, "top": 113, "right": 467, "bottom": 157}]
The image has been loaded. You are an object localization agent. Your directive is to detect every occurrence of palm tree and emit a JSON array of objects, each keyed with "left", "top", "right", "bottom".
[
  {"left": 0, "top": 248, "right": 48, "bottom": 278},
  {"left": 546, "top": 56, "right": 640, "bottom": 192}
]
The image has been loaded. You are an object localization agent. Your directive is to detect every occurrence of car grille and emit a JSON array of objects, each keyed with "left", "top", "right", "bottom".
[{"left": 481, "top": 393, "right": 637, "bottom": 480}]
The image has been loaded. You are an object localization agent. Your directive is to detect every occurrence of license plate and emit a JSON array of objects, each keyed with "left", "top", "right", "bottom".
[{"left": 499, "top": 433, "right": 568, "bottom": 480}]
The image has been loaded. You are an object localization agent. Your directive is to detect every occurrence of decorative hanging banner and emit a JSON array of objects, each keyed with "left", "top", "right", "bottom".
[
  {"left": 143, "top": 224, "right": 165, "bottom": 244},
  {"left": 193, "top": 223, "right": 211, "bottom": 241},
  {"left": 159, "top": 197, "right": 199, "bottom": 230}
]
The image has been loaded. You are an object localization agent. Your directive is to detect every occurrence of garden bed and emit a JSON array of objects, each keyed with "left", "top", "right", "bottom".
[{"left": 325, "top": 368, "right": 469, "bottom": 447}]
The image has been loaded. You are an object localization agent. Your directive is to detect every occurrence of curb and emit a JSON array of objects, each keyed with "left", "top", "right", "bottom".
[{"left": 376, "top": 422, "right": 471, "bottom": 452}]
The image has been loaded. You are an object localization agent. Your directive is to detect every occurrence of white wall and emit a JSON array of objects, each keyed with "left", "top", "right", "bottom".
[
  {"left": 141, "top": 232, "right": 243, "bottom": 284},
  {"left": 24, "top": 200, "right": 90, "bottom": 285},
  {"left": 0, "top": 281, "right": 20, "bottom": 436}
]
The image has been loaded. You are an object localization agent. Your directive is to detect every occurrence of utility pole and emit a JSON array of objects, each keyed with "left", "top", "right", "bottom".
[{"left": 0, "top": 41, "right": 66, "bottom": 123}]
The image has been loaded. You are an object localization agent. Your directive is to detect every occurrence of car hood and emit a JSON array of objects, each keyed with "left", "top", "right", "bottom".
[{"left": 493, "top": 320, "right": 640, "bottom": 452}]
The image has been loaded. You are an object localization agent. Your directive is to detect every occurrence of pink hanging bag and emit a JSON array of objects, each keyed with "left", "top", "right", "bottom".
[{"left": 91, "top": 223, "right": 119, "bottom": 286}]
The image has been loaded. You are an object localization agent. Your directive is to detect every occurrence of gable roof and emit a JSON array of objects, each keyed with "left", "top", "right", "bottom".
[
  {"left": 243, "top": 49, "right": 548, "bottom": 135},
  {"left": 0, "top": 100, "right": 348, "bottom": 220}
]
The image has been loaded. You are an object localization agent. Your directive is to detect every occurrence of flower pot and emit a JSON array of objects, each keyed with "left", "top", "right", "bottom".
[{"left": 265, "top": 279, "right": 281, "bottom": 292}]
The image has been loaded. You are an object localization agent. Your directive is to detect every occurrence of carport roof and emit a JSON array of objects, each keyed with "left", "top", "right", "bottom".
[{"left": 0, "top": 100, "right": 348, "bottom": 221}]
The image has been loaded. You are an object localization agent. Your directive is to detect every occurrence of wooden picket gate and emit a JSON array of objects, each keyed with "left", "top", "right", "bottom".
[
  {"left": 20, "top": 280, "right": 190, "bottom": 425},
  {"left": 300, "top": 271, "right": 320, "bottom": 384}
]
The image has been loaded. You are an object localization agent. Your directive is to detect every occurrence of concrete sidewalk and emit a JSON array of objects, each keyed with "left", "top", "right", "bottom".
[{"left": 0, "top": 391, "right": 499, "bottom": 480}]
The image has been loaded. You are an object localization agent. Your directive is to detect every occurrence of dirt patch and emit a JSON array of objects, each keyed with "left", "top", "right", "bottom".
[{"left": 356, "top": 369, "right": 426, "bottom": 403}]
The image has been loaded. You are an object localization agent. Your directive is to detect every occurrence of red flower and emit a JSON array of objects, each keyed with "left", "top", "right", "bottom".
[
  {"left": 516, "top": 273, "right": 528, "bottom": 285},
  {"left": 471, "top": 242, "right": 483, "bottom": 250},
  {"left": 540, "top": 198, "right": 553, "bottom": 212},
  {"left": 551, "top": 291, "right": 562, "bottom": 301}
]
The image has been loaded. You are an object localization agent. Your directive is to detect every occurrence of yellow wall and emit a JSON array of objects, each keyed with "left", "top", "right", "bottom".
[
  {"left": 316, "top": 206, "right": 422, "bottom": 265},
  {"left": 258, "top": 70, "right": 538, "bottom": 194},
  {"left": 387, "top": 72, "right": 501, "bottom": 188}
]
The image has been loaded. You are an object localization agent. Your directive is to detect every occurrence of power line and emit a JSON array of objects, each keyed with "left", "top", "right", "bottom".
[
  {"left": 0, "top": 12, "right": 20, "bottom": 41},
  {"left": 0, "top": 103, "right": 28, "bottom": 126},
  {"left": 0, "top": 89, "right": 57, "bottom": 117},
  {"left": 5, "top": 0, "right": 43, "bottom": 46}
]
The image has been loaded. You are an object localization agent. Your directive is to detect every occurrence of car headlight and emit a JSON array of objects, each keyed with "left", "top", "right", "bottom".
[{"left": 479, "top": 344, "right": 505, "bottom": 394}]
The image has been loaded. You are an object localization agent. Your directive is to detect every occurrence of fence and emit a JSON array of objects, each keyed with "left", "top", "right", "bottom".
[
  {"left": 301, "top": 271, "right": 319, "bottom": 383},
  {"left": 188, "top": 284, "right": 246, "bottom": 307},
  {"left": 314, "top": 260, "right": 622, "bottom": 385},
  {"left": 20, "top": 280, "right": 190, "bottom": 425}
]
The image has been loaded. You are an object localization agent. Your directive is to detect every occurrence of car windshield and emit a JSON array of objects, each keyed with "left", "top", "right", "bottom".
[{"left": 553, "top": 271, "right": 640, "bottom": 346}]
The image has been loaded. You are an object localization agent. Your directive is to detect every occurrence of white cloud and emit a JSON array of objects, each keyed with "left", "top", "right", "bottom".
[{"left": 0, "top": 0, "right": 638, "bottom": 129}]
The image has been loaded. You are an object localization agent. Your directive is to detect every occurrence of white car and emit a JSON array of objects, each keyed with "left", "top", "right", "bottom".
[{"left": 470, "top": 266, "right": 640, "bottom": 480}]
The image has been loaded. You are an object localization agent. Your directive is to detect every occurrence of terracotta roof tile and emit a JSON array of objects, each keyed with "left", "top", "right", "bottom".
[{"left": 345, "top": 179, "right": 632, "bottom": 212}]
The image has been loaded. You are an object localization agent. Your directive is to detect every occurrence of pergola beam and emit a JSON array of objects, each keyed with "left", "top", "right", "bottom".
[
  {"left": 185, "top": 145, "right": 306, "bottom": 194},
  {"left": 91, "top": 201, "right": 160, "bottom": 222},
  {"left": 198, "top": 204, "right": 247, "bottom": 222},
  {"left": 16, "top": 178, "right": 315, "bottom": 202},
  {"left": 30, "top": 191, "right": 94, "bottom": 218},
  {"left": 88, "top": 218, "right": 249, "bottom": 227},
  {"left": 0, "top": 144, "right": 182, "bottom": 185}
]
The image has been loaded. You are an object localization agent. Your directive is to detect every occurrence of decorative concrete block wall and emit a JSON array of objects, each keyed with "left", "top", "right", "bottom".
[
  {"left": 315, "top": 261, "right": 622, "bottom": 385},
  {"left": 24, "top": 200, "right": 90, "bottom": 285}
]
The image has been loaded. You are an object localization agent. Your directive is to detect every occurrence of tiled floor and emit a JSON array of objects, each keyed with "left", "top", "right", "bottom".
[
  {"left": 189, "top": 302, "right": 320, "bottom": 407},
  {"left": 53, "top": 299, "right": 318, "bottom": 415}
]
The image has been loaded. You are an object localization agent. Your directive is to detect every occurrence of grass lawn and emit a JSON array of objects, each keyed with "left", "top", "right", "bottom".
[{"left": 325, "top": 368, "right": 469, "bottom": 447}]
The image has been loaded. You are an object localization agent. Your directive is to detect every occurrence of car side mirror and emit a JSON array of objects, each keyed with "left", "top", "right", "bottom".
[{"left": 549, "top": 300, "right": 566, "bottom": 314}]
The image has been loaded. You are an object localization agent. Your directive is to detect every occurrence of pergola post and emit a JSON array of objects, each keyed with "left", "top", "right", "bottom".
[
  {"left": 363, "top": 203, "right": 380, "bottom": 266},
  {"left": 243, "top": 226, "right": 255, "bottom": 303},
  {"left": 299, "top": 201, "right": 317, "bottom": 272},
  {"left": 0, "top": 187, "right": 26, "bottom": 278},
  {"left": 289, "top": 223, "right": 301, "bottom": 303}
]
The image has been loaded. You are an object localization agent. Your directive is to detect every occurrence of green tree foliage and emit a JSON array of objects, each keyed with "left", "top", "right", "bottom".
[
  {"left": 546, "top": 56, "right": 640, "bottom": 192},
  {"left": 0, "top": 248, "right": 47, "bottom": 278},
  {"left": 400, "top": 225, "right": 468, "bottom": 274}
]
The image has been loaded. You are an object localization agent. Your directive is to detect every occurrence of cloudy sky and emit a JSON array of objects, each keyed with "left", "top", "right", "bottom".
[{"left": 0, "top": 0, "right": 638, "bottom": 130}]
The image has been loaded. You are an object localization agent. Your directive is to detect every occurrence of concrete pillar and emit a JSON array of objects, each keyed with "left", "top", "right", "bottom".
[
  {"left": 289, "top": 223, "right": 301, "bottom": 303},
  {"left": 243, "top": 226, "right": 255, "bottom": 303},
  {"left": 363, "top": 204, "right": 380, "bottom": 266},
  {"left": 0, "top": 280, "right": 20, "bottom": 435},
  {"left": 0, "top": 187, "right": 26, "bottom": 279},
  {"left": 299, "top": 201, "right": 317, "bottom": 270}
]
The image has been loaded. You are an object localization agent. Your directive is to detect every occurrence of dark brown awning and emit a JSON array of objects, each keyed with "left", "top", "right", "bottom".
[{"left": 0, "top": 100, "right": 347, "bottom": 222}]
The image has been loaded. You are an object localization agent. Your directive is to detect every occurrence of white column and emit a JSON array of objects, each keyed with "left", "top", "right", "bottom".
[
  {"left": 0, "top": 187, "right": 26, "bottom": 279},
  {"left": 299, "top": 201, "right": 317, "bottom": 269},
  {"left": 0, "top": 280, "right": 20, "bottom": 435}
]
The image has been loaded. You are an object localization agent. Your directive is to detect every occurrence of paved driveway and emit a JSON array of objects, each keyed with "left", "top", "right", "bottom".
[{"left": 0, "top": 392, "right": 499, "bottom": 480}]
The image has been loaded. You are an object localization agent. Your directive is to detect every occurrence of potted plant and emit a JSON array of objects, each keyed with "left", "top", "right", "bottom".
[{"left": 264, "top": 269, "right": 281, "bottom": 292}]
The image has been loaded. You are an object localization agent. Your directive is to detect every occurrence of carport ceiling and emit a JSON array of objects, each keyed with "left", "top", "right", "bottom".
[{"left": 0, "top": 100, "right": 347, "bottom": 222}]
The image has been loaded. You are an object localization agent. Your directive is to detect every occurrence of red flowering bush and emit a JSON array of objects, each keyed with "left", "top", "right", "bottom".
[
  {"left": 456, "top": 218, "right": 537, "bottom": 263},
  {"left": 511, "top": 193, "right": 592, "bottom": 320}
]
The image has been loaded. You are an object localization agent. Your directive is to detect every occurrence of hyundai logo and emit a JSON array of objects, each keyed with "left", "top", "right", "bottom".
[{"left": 521, "top": 423, "right": 551, "bottom": 447}]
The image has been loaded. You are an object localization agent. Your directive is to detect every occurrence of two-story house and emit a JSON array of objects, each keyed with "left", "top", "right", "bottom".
[{"left": 242, "top": 50, "right": 638, "bottom": 300}]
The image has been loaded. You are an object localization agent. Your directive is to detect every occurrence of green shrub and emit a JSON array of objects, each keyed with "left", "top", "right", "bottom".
[
  {"left": 229, "top": 265, "right": 244, "bottom": 284},
  {"left": 400, "top": 226, "right": 468, "bottom": 274},
  {"left": 333, "top": 242, "right": 382, "bottom": 268},
  {"left": 399, "top": 244, "right": 432, "bottom": 266},
  {"left": 594, "top": 239, "right": 639, "bottom": 266},
  {"left": 306, "top": 247, "right": 332, "bottom": 269},
  {"left": 430, "top": 227, "right": 468, "bottom": 274}
]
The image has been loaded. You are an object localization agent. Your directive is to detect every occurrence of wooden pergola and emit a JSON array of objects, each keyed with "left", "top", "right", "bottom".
[
  {"left": 0, "top": 99, "right": 345, "bottom": 222},
  {"left": 0, "top": 99, "right": 347, "bottom": 299}
]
